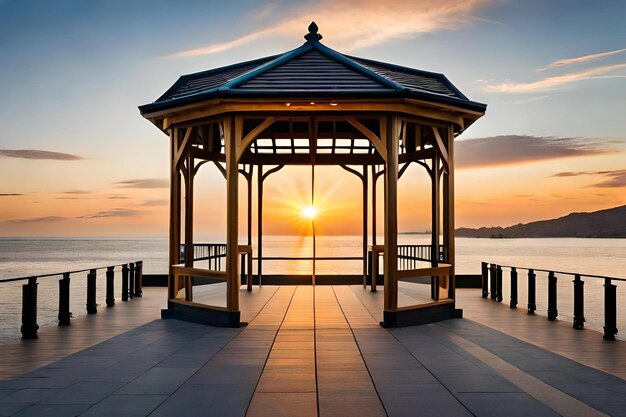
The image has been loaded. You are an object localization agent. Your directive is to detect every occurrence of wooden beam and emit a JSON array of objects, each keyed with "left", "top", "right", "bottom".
[
  {"left": 146, "top": 99, "right": 476, "bottom": 131},
  {"left": 398, "top": 147, "right": 434, "bottom": 164},
  {"left": 237, "top": 117, "right": 277, "bottom": 162},
  {"left": 239, "top": 153, "right": 382, "bottom": 166},
  {"left": 383, "top": 114, "right": 399, "bottom": 312},
  {"left": 175, "top": 127, "right": 193, "bottom": 168},
  {"left": 431, "top": 126, "right": 449, "bottom": 170},
  {"left": 224, "top": 115, "right": 239, "bottom": 313},
  {"left": 346, "top": 117, "right": 387, "bottom": 161}
]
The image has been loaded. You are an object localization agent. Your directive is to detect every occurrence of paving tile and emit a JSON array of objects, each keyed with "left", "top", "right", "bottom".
[
  {"left": 115, "top": 367, "right": 197, "bottom": 395},
  {"left": 187, "top": 363, "right": 264, "bottom": 385},
  {"left": 457, "top": 392, "right": 560, "bottom": 417},
  {"left": 12, "top": 403, "right": 91, "bottom": 417},
  {"left": 0, "top": 388, "right": 58, "bottom": 404},
  {"left": 150, "top": 384, "right": 255, "bottom": 417},
  {"left": 246, "top": 392, "right": 317, "bottom": 417},
  {"left": 376, "top": 383, "right": 473, "bottom": 417},
  {"left": 38, "top": 382, "right": 123, "bottom": 405},
  {"left": 80, "top": 394, "right": 167, "bottom": 417},
  {"left": 318, "top": 391, "right": 386, "bottom": 417}
]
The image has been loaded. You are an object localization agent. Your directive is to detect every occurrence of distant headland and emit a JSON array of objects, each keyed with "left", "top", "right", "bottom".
[{"left": 456, "top": 205, "right": 626, "bottom": 238}]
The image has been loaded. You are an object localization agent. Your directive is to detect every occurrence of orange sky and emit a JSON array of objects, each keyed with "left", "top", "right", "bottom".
[{"left": 1, "top": 1, "right": 625, "bottom": 237}]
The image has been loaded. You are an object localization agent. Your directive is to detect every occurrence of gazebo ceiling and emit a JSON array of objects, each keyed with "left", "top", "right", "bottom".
[{"left": 139, "top": 22, "right": 486, "bottom": 117}]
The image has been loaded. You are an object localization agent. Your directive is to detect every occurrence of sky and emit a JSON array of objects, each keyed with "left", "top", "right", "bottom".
[{"left": 0, "top": 0, "right": 625, "bottom": 238}]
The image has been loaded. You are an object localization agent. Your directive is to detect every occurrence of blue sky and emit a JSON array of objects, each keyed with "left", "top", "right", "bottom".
[{"left": 0, "top": 0, "right": 625, "bottom": 236}]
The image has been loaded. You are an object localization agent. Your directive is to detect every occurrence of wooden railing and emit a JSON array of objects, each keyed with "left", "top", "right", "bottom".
[
  {"left": 397, "top": 244, "right": 444, "bottom": 269},
  {"left": 367, "top": 244, "right": 451, "bottom": 301},
  {"left": 0, "top": 261, "right": 143, "bottom": 339},
  {"left": 180, "top": 243, "right": 227, "bottom": 269},
  {"left": 481, "top": 261, "right": 624, "bottom": 340}
]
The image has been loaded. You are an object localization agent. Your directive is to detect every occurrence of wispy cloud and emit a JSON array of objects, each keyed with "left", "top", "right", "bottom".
[
  {"left": 140, "top": 199, "right": 168, "bottom": 207},
  {"left": 167, "top": 0, "right": 491, "bottom": 58},
  {"left": 550, "top": 170, "right": 626, "bottom": 188},
  {"left": 456, "top": 135, "right": 613, "bottom": 168},
  {"left": 63, "top": 190, "right": 91, "bottom": 195},
  {"left": 0, "top": 193, "right": 23, "bottom": 196},
  {"left": 78, "top": 209, "right": 139, "bottom": 219},
  {"left": 0, "top": 149, "right": 84, "bottom": 160},
  {"left": 485, "top": 63, "right": 626, "bottom": 93},
  {"left": 114, "top": 179, "right": 168, "bottom": 189},
  {"left": 538, "top": 48, "right": 626, "bottom": 71},
  {"left": 6, "top": 216, "right": 67, "bottom": 224},
  {"left": 106, "top": 195, "right": 131, "bottom": 200}
]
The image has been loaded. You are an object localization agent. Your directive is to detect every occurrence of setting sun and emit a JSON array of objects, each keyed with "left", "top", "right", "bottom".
[{"left": 302, "top": 206, "right": 318, "bottom": 219}]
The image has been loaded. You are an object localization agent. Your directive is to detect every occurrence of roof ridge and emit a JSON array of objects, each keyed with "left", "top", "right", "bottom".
[
  {"left": 311, "top": 42, "right": 407, "bottom": 92},
  {"left": 215, "top": 42, "right": 313, "bottom": 91}
]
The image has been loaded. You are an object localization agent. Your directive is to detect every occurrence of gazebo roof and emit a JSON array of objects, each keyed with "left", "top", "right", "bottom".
[{"left": 139, "top": 22, "right": 486, "bottom": 115}]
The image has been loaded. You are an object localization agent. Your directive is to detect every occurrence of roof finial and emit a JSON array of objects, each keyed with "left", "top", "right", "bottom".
[{"left": 304, "top": 21, "right": 323, "bottom": 42}]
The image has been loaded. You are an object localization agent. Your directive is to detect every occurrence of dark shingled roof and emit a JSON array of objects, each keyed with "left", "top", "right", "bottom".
[{"left": 140, "top": 23, "right": 486, "bottom": 114}]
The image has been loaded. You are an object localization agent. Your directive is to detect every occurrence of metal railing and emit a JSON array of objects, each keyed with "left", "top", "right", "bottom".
[
  {"left": 180, "top": 243, "right": 227, "bottom": 269},
  {"left": 0, "top": 261, "right": 143, "bottom": 339},
  {"left": 481, "top": 261, "right": 624, "bottom": 340}
]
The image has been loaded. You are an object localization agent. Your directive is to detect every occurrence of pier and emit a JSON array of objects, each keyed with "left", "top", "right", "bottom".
[{"left": 1, "top": 285, "right": 625, "bottom": 416}]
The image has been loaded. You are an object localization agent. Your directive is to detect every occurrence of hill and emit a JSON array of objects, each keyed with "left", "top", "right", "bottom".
[{"left": 456, "top": 205, "right": 626, "bottom": 238}]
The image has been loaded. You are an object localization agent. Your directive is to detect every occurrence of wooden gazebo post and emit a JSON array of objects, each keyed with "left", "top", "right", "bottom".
[
  {"left": 225, "top": 116, "right": 239, "bottom": 313},
  {"left": 383, "top": 115, "right": 399, "bottom": 314}
]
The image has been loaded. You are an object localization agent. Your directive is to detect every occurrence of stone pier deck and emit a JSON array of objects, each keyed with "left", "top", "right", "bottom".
[{"left": 1, "top": 285, "right": 625, "bottom": 417}]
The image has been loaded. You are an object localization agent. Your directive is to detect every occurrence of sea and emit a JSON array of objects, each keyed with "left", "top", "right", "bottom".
[{"left": 0, "top": 236, "right": 624, "bottom": 342}]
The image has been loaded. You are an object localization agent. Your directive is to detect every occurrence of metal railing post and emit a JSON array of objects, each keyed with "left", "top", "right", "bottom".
[
  {"left": 496, "top": 265, "right": 503, "bottom": 302},
  {"left": 510, "top": 267, "right": 518, "bottom": 309},
  {"left": 21, "top": 277, "right": 39, "bottom": 339},
  {"left": 106, "top": 266, "right": 115, "bottom": 307},
  {"left": 490, "top": 263, "right": 497, "bottom": 300},
  {"left": 547, "top": 271, "right": 558, "bottom": 321},
  {"left": 122, "top": 264, "right": 129, "bottom": 301},
  {"left": 603, "top": 279, "right": 618, "bottom": 341},
  {"left": 58, "top": 273, "right": 71, "bottom": 325},
  {"left": 134, "top": 261, "right": 143, "bottom": 297},
  {"left": 129, "top": 262, "right": 135, "bottom": 299},
  {"left": 366, "top": 250, "right": 373, "bottom": 289},
  {"left": 481, "top": 262, "right": 488, "bottom": 298},
  {"left": 527, "top": 269, "right": 536, "bottom": 314},
  {"left": 86, "top": 269, "right": 97, "bottom": 314},
  {"left": 573, "top": 274, "right": 585, "bottom": 329}
]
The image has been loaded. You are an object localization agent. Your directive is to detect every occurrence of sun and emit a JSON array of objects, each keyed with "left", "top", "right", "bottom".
[{"left": 302, "top": 206, "right": 317, "bottom": 219}]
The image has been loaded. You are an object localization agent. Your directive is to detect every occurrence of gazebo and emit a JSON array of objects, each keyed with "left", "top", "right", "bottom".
[{"left": 139, "top": 23, "right": 486, "bottom": 328}]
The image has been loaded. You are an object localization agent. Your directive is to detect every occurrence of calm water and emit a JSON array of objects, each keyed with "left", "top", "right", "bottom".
[{"left": 0, "top": 236, "right": 624, "bottom": 342}]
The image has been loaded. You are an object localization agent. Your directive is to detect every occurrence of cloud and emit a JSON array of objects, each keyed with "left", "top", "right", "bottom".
[
  {"left": 0, "top": 193, "right": 23, "bottom": 196},
  {"left": 63, "top": 190, "right": 91, "bottom": 195},
  {"left": 455, "top": 135, "right": 612, "bottom": 168},
  {"left": 107, "top": 195, "right": 131, "bottom": 200},
  {"left": 166, "top": 0, "right": 490, "bottom": 58},
  {"left": 485, "top": 63, "right": 626, "bottom": 93},
  {"left": 538, "top": 48, "right": 626, "bottom": 71},
  {"left": 5, "top": 216, "right": 67, "bottom": 224},
  {"left": 78, "top": 209, "right": 139, "bottom": 219},
  {"left": 550, "top": 170, "right": 626, "bottom": 188},
  {"left": 141, "top": 199, "right": 168, "bottom": 207},
  {"left": 114, "top": 179, "right": 168, "bottom": 189},
  {"left": 0, "top": 149, "right": 84, "bottom": 160}
]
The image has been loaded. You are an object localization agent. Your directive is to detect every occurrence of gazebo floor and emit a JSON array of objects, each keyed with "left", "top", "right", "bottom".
[{"left": 1, "top": 285, "right": 625, "bottom": 417}]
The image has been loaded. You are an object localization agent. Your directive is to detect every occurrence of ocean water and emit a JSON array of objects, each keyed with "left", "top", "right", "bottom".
[{"left": 0, "top": 236, "right": 624, "bottom": 342}]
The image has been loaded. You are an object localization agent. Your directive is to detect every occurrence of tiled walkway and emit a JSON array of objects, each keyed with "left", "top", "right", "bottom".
[{"left": 0, "top": 285, "right": 625, "bottom": 416}]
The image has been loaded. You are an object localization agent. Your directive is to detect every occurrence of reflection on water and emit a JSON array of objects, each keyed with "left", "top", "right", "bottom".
[{"left": 0, "top": 236, "right": 624, "bottom": 342}]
